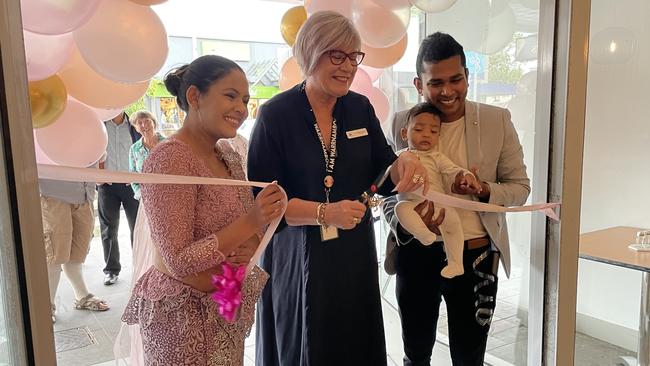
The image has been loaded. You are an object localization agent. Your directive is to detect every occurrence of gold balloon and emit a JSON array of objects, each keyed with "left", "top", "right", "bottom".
[
  {"left": 29, "top": 75, "right": 67, "bottom": 129},
  {"left": 281, "top": 6, "right": 307, "bottom": 46}
]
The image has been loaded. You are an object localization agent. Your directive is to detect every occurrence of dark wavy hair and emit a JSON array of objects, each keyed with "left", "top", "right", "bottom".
[
  {"left": 163, "top": 55, "right": 244, "bottom": 112},
  {"left": 406, "top": 102, "right": 443, "bottom": 126},
  {"left": 416, "top": 32, "right": 468, "bottom": 77}
]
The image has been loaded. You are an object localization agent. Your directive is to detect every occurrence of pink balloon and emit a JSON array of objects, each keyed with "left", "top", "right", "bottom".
[
  {"left": 35, "top": 98, "right": 108, "bottom": 167},
  {"left": 352, "top": 0, "right": 410, "bottom": 48},
  {"left": 360, "top": 65, "right": 383, "bottom": 82},
  {"left": 73, "top": 0, "right": 168, "bottom": 83},
  {"left": 306, "top": 0, "right": 352, "bottom": 18},
  {"left": 23, "top": 31, "right": 73, "bottom": 81},
  {"left": 279, "top": 57, "right": 303, "bottom": 91},
  {"left": 59, "top": 45, "right": 150, "bottom": 109},
  {"left": 371, "top": 0, "right": 411, "bottom": 9},
  {"left": 92, "top": 107, "right": 124, "bottom": 121},
  {"left": 21, "top": 0, "right": 101, "bottom": 35},
  {"left": 350, "top": 68, "right": 372, "bottom": 96},
  {"left": 368, "top": 87, "right": 390, "bottom": 124},
  {"left": 33, "top": 131, "right": 56, "bottom": 165}
]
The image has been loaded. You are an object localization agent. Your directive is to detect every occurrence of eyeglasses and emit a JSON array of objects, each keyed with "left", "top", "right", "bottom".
[{"left": 327, "top": 50, "right": 366, "bottom": 66}]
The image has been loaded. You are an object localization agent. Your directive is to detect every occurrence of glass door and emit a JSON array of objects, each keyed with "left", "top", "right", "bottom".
[{"left": 574, "top": 0, "right": 650, "bottom": 365}]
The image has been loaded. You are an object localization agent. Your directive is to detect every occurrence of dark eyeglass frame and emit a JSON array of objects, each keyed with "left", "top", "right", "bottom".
[{"left": 327, "top": 50, "right": 366, "bottom": 66}]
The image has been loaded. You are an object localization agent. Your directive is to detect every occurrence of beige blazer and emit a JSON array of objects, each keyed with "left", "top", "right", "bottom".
[{"left": 382, "top": 100, "right": 530, "bottom": 277}]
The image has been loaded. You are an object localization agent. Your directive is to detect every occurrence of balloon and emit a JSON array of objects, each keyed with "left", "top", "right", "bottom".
[
  {"left": 306, "top": 0, "right": 352, "bottom": 18},
  {"left": 279, "top": 57, "right": 303, "bottom": 91},
  {"left": 371, "top": 0, "right": 411, "bottom": 9},
  {"left": 92, "top": 107, "right": 125, "bottom": 121},
  {"left": 59, "top": 46, "right": 150, "bottom": 109},
  {"left": 350, "top": 68, "right": 372, "bottom": 96},
  {"left": 29, "top": 75, "right": 68, "bottom": 129},
  {"left": 73, "top": 0, "right": 168, "bottom": 83},
  {"left": 352, "top": 0, "right": 410, "bottom": 48},
  {"left": 35, "top": 98, "right": 108, "bottom": 167},
  {"left": 409, "top": 0, "right": 458, "bottom": 13},
  {"left": 23, "top": 31, "right": 73, "bottom": 81},
  {"left": 33, "top": 131, "right": 56, "bottom": 165},
  {"left": 475, "top": 7, "right": 515, "bottom": 55},
  {"left": 360, "top": 65, "right": 383, "bottom": 82},
  {"left": 129, "top": 0, "right": 168, "bottom": 4},
  {"left": 20, "top": 0, "right": 100, "bottom": 35},
  {"left": 368, "top": 87, "right": 390, "bottom": 124},
  {"left": 361, "top": 33, "right": 408, "bottom": 68},
  {"left": 428, "top": 0, "right": 509, "bottom": 53},
  {"left": 280, "top": 6, "right": 308, "bottom": 46}
]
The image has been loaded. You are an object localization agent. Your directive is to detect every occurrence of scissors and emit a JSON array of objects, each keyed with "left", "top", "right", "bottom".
[{"left": 358, "top": 165, "right": 392, "bottom": 208}]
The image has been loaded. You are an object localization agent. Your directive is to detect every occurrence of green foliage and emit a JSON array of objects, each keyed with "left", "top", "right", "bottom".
[
  {"left": 487, "top": 51, "right": 523, "bottom": 84},
  {"left": 125, "top": 80, "right": 160, "bottom": 115}
]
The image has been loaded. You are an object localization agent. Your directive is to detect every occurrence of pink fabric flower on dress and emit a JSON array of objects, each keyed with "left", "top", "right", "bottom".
[{"left": 211, "top": 263, "right": 246, "bottom": 322}]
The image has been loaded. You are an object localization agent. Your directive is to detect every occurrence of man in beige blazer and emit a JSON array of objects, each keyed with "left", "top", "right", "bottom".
[{"left": 381, "top": 32, "right": 530, "bottom": 366}]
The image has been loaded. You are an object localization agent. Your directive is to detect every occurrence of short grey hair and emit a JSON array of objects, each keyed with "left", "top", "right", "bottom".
[
  {"left": 293, "top": 11, "right": 362, "bottom": 77},
  {"left": 130, "top": 110, "right": 157, "bottom": 128}
]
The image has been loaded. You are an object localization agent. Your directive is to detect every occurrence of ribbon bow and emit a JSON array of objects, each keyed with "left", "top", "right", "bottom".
[{"left": 211, "top": 263, "right": 246, "bottom": 322}]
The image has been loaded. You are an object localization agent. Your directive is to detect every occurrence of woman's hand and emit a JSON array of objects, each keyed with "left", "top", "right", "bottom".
[
  {"left": 226, "top": 235, "right": 259, "bottom": 266},
  {"left": 323, "top": 200, "right": 367, "bottom": 230},
  {"left": 392, "top": 151, "right": 429, "bottom": 194},
  {"left": 247, "top": 183, "right": 286, "bottom": 228}
]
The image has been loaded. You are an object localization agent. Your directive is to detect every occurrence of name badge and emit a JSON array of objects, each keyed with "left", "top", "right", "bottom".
[
  {"left": 321, "top": 225, "right": 339, "bottom": 241},
  {"left": 346, "top": 128, "right": 368, "bottom": 139}
]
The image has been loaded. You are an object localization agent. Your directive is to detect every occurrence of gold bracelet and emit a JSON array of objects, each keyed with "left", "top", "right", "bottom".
[
  {"left": 316, "top": 203, "right": 324, "bottom": 225},
  {"left": 316, "top": 202, "right": 328, "bottom": 227}
]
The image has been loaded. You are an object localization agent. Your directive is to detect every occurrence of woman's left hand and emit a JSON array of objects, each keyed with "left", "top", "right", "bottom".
[
  {"left": 392, "top": 151, "right": 429, "bottom": 194},
  {"left": 226, "top": 235, "right": 259, "bottom": 266}
]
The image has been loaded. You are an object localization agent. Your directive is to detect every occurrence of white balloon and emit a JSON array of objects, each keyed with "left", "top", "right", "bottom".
[
  {"left": 409, "top": 0, "right": 457, "bottom": 13},
  {"left": 475, "top": 7, "right": 516, "bottom": 54},
  {"left": 427, "top": 0, "right": 489, "bottom": 51}
]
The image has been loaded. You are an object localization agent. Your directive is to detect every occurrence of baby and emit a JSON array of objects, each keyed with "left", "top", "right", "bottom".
[{"left": 395, "top": 102, "right": 482, "bottom": 278}]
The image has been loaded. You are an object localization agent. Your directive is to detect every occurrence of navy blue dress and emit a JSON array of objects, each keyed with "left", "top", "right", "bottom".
[{"left": 248, "top": 83, "right": 396, "bottom": 366}]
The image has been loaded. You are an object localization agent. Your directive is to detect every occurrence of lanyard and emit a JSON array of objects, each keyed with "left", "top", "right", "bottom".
[{"left": 313, "top": 118, "right": 337, "bottom": 203}]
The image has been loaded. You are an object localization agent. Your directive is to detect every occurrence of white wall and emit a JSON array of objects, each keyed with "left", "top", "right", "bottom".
[{"left": 577, "top": 0, "right": 650, "bottom": 351}]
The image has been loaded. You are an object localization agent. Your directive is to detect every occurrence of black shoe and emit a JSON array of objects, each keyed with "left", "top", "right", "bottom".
[{"left": 104, "top": 273, "right": 118, "bottom": 286}]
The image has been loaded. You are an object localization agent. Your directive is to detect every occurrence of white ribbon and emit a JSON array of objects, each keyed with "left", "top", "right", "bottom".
[
  {"left": 38, "top": 164, "right": 284, "bottom": 274},
  {"left": 413, "top": 188, "right": 561, "bottom": 221}
]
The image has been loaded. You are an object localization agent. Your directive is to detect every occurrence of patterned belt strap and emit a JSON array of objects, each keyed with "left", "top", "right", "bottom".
[{"left": 472, "top": 249, "right": 496, "bottom": 326}]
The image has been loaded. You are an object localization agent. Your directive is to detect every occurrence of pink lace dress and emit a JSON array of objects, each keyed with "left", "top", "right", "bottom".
[{"left": 122, "top": 137, "right": 268, "bottom": 366}]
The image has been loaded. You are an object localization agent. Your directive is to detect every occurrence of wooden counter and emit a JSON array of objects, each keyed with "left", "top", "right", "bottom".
[{"left": 579, "top": 226, "right": 650, "bottom": 272}]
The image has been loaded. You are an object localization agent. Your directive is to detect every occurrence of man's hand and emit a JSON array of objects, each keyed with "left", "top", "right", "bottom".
[{"left": 413, "top": 200, "right": 445, "bottom": 235}]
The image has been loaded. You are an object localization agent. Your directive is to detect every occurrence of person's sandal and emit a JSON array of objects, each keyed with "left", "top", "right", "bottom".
[{"left": 74, "top": 294, "right": 110, "bottom": 312}]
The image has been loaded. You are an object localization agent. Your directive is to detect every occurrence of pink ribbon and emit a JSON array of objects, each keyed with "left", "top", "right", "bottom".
[{"left": 211, "top": 263, "right": 246, "bottom": 322}]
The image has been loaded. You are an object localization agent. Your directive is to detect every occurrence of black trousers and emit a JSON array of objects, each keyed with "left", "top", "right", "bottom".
[
  {"left": 395, "top": 240, "right": 499, "bottom": 366},
  {"left": 97, "top": 183, "right": 139, "bottom": 275}
]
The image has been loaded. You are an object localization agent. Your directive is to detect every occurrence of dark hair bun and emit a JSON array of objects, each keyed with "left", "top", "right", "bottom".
[{"left": 164, "top": 64, "right": 189, "bottom": 97}]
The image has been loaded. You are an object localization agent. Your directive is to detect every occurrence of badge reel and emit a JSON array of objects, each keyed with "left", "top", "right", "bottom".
[{"left": 321, "top": 174, "right": 339, "bottom": 241}]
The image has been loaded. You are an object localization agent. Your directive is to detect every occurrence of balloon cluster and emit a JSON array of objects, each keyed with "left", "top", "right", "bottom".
[
  {"left": 278, "top": 0, "right": 520, "bottom": 126},
  {"left": 22, "top": 0, "right": 169, "bottom": 167}
]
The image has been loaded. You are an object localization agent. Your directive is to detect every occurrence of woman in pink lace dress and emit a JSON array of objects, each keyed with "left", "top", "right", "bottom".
[{"left": 122, "top": 55, "right": 286, "bottom": 365}]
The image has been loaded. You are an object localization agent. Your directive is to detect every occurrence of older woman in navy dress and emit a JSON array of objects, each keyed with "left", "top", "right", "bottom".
[{"left": 248, "top": 11, "right": 428, "bottom": 366}]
